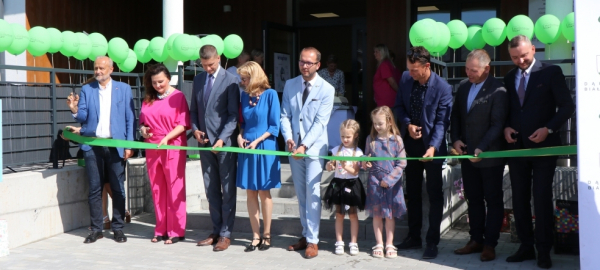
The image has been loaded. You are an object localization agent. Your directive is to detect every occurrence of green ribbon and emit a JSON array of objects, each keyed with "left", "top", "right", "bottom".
[{"left": 63, "top": 129, "right": 577, "bottom": 161}]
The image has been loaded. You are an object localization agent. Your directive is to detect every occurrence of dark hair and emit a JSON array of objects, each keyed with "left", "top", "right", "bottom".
[
  {"left": 200, "top": 45, "right": 219, "bottom": 59},
  {"left": 251, "top": 49, "right": 264, "bottom": 58},
  {"left": 508, "top": 34, "right": 531, "bottom": 49},
  {"left": 143, "top": 63, "right": 171, "bottom": 105},
  {"left": 406, "top": 46, "right": 430, "bottom": 65},
  {"left": 326, "top": 54, "right": 337, "bottom": 64}
]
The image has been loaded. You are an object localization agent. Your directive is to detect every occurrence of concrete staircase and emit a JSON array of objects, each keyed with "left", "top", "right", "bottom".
[{"left": 187, "top": 161, "right": 409, "bottom": 241}]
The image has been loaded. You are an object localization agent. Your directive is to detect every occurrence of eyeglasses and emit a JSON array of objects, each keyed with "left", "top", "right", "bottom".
[{"left": 299, "top": 60, "right": 318, "bottom": 68}]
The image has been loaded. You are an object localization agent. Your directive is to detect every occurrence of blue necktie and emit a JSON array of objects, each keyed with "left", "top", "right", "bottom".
[
  {"left": 517, "top": 70, "right": 526, "bottom": 106},
  {"left": 204, "top": 74, "right": 214, "bottom": 107}
]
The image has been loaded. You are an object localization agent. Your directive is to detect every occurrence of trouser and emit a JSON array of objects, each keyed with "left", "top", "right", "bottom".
[
  {"left": 84, "top": 146, "right": 126, "bottom": 232},
  {"left": 289, "top": 157, "right": 324, "bottom": 244}
]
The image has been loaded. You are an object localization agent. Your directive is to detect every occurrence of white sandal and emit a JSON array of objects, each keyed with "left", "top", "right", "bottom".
[
  {"left": 385, "top": 245, "right": 398, "bottom": 258},
  {"left": 334, "top": 241, "right": 344, "bottom": 255},
  {"left": 349, "top": 242, "right": 359, "bottom": 256},
  {"left": 372, "top": 244, "right": 384, "bottom": 258}
]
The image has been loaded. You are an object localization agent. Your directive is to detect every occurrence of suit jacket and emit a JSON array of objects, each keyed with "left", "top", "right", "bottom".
[
  {"left": 190, "top": 67, "right": 240, "bottom": 146},
  {"left": 503, "top": 59, "right": 575, "bottom": 149},
  {"left": 450, "top": 77, "right": 507, "bottom": 167},
  {"left": 280, "top": 74, "right": 335, "bottom": 158},
  {"left": 74, "top": 80, "right": 135, "bottom": 158},
  {"left": 393, "top": 71, "right": 453, "bottom": 162}
]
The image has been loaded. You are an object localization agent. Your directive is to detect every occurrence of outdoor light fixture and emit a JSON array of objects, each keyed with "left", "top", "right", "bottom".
[
  {"left": 418, "top": 6, "right": 439, "bottom": 12},
  {"left": 310, "top": 13, "right": 339, "bottom": 18}
]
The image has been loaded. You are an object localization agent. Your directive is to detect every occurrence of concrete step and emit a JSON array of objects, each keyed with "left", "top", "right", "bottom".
[
  {"left": 200, "top": 196, "right": 371, "bottom": 220},
  {"left": 187, "top": 210, "right": 408, "bottom": 241}
]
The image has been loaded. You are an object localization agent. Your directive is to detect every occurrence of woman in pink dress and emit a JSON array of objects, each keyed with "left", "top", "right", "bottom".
[
  {"left": 139, "top": 64, "right": 191, "bottom": 244},
  {"left": 373, "top": 44, "right": 400, "bottom": 108}
]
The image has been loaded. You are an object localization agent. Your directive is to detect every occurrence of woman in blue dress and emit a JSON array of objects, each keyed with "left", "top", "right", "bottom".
[{"left": 236, "top": 61, "right": 281, "bottom": 252}]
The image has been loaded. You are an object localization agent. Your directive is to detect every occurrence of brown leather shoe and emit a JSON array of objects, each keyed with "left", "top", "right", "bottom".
[
  {"left": 480, "top": 245, "right": 496, "bottom": 261},
  {"left": 454, "top": 240, "right": 484, "bottom": 255},
  {"left": 213, "top": 237, "right": 231, "bottom": 251},
  {"left": 287, "top": 237, "right": 307, "bottom": 251},
  {"left": 304, "top": 243, "right": 318, "bottom": 259},
  {"left": 197, "top": 234, "right": 219, "bottom": 246}
]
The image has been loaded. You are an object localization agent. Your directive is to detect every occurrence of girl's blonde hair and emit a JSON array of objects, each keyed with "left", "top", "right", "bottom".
[
  {"left": 369, "top": 106, "right": 401, "bottom": 152},
  {"left": 334, "top": 119, "right": 361, "bottom": 163},
  {"left": 237, "top": 61, "right": 271, "bottom": 96}
]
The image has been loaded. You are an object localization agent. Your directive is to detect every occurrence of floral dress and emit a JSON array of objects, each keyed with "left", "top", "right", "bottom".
[{"left": 364, "top": 134, "right": 408, "bottom": 219}]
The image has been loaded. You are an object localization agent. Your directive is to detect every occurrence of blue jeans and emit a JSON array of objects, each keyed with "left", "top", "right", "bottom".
[{"left": 83, "top": 146, "right": 126, "bottom": 232}]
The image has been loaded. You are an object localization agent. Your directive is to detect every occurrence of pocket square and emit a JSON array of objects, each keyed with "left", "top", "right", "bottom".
[{"left": 311, "top": 99, "right": 318, "bottom": 101}]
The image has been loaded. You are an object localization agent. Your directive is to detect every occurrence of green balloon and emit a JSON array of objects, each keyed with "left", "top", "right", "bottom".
[
  {"left": 432, "top": 46, "right": 449, "bottom": 57},
  {"left": 107, "top": 37, "right": 129, "bottom": 63},
  {"left": 46, "top": 27, "right": 62, "bottom": 54},
  {"left": 165, "top": 33, "right": 181, "bottom": 59},
  {"left": 60, "top": 31, "right": 79, "bottom": 57},
  {"left": 148, "top": 36, "right": 168, "bottom": 62},
  {"left": 172, "top": 34, "right": 195, "bottom": 61},
  {"left": 205, "top": 34, "right": 224, "bottom": 55},
  {"left": 409, "top": 19, "right": 439, "bottom": 52},
  {"left": 433, "top": 22, "right": 450, "bottom": 53},
  {"left": 7, "top": 23, "right": 29, "bottom": 55},
  {"left": 561, "top": 12, "right": 575, "bottom": 42},
  {"left": 189, "top": 35, "right": 202, "bottom": 61},
  {"left": 118, "top": 49, "right": 137, "bottom": 72},
  {"left": 535, "top": 14, "right": 561, "bottom": 45},
  {"left": 88, "top": 32, "right": 108, "bottom": 61},
  {"left": 223, "top": 34, "right": 244, "bottom": 59},
  {"left": 134, "top": 39, "right": 152, "bottom": 63},
  {"left": 482, "top": 18, "right": 506, "bottom": 47},
  {"left": 0, "top": 19, "right": 14, "bottom": 52},
  {"left": 447, "top": 20, "right": 468, "bottom": 49},
  {"left": 27, "top": 26, "right": 51, "bottom": 57},
  {"left": 506, "top": 15, "right": 534, "bottom": 40},
  {"left": 464, "top": 25, "right": 486, "bottom": 51},
  {"left": 73, "top": 33, "right": 91, "bottom": 60}
]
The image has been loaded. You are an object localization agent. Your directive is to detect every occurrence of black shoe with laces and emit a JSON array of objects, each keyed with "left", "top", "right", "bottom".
[
  {"left": 422, "top": 244, "right": 438, "bottom": 259},
  {"left": 84, "top": 231, "right": 103, "bottom": 244},
  {"left": 113, "top": 230, "right": 127, "bottom": 243},
  {"left": 395, "top": 236, "right": 422, "bottom": 250}
]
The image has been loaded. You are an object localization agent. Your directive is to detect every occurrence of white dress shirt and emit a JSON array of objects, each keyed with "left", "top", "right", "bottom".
[{"left": 96, "top": 79, "right": 113, "bottom": 138}]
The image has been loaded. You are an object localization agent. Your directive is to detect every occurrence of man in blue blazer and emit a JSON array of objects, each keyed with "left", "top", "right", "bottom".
[
  {"left": 67, "top": 56, "right": 135, "bottom": 244},
  {"left": 190, "top": 45, "right": 240, "bottom": 251},
  {"left": 281, "top": 47, "right": 334, "bottom": 259},
  {"left": 393, "top": 46, "right": 452, "bottom": 259},
  {"left": 503, "top": 35, "right": 574, "bottom": 269}
]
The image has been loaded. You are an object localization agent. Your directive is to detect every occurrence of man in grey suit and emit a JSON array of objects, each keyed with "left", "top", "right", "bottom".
[
  {"left": 281, "top": 47, "right": 334, "bottom": 259},
  {"left": 190, "top": 45, "right": 240, "bottom": 251},
  {"left": 450, "top": 49, "right": 508, "bottom": 262}
]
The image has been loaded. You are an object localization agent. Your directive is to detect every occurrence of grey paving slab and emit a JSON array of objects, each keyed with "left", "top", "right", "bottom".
[{"left": 0, "top": 213, "right": 580, "bottom": 270}]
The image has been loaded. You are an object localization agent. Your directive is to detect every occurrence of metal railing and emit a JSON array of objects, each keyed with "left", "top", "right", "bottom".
[{"left": 0, "top": 64, "right": 188, "bottom": 170}]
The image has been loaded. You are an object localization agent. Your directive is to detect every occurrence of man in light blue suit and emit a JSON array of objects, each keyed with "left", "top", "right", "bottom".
[
  {"left": 281, "top": 47, "right": 334, "bottom": 259},
  {"left": 67, "top": 56, "right": 135, "bottom": 244}
]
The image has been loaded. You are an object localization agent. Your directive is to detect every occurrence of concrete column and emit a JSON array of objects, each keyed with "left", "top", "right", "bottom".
[
  {"left": 1, "top": 0, "right": 27, "bottom": 83},
  {"left": 545, "top": 0, "right": 574, "bottom": 75},
  {"left": 163, "top": 0, "right": 184, "bottom": 85}
]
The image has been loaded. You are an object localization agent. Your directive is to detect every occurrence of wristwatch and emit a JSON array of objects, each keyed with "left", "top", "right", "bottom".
[{"left": 547, "top": 128, "right": 554, "bottom": 134}]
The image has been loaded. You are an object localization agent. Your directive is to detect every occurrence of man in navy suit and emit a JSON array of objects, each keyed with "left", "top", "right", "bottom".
[
  {"left": 503, "top": 35, "right": 574, "bottom": 269},
  {"left": 393, "top": 46, "right": 452, "bottom": 259},
  {"left": 67, "top": 56, "right": 135, "bottom": 244},
  {"left": 190, "top": 45, "right": 240, "bottom": 252}
]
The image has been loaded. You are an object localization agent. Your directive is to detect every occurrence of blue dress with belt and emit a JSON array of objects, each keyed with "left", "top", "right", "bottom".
[{"left": 236, "top": 89, "right": 282, "bottom": 190}]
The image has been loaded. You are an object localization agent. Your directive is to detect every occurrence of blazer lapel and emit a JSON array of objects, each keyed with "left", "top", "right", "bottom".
[
  {"left": 295, "top": 77, "right": 303, "bottom": 111},
  {"left": 461, "top": 82, "right": 473, "bottom": 115},
  {"left": 468, "top": 77, "right": 493, "bottom": 114},
  {"left": 523, "top": 60, "right": 542, "bottom": 105},
  {"left": 91, "top": 82, "right": 100, "bottom": 122},
  {"left": 207, "top": 68, "right": 225, "bottom": 108},
  {"left": 302, "top": 76, "right": 322, "bottom": 112}
]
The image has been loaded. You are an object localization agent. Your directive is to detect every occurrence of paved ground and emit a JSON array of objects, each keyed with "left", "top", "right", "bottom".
[{"left": 0, "top": 213, "right": 580, "bottom": 270}]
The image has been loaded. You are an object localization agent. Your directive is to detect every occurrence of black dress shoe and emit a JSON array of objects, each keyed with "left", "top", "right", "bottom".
[
  {"left": 244, "top": 238, "right": 262, "bottom": 252},
  {"left": 84, "top": 231, "right": 103, "bottom": 244},
  {"left": 422, "top": 244, "right": 438, "bottom": 259},
  {"left": 537, "top": 252, "right": 553, "bottom": 269},
  {"left": 506, "top": 246, "right": 536, "bottom": 262},
  {"left": 113, "top": 230, "right": 127, "bottom": 243},
  {"left": 395, "top": 236, "right": 422, "bottom": 250}
]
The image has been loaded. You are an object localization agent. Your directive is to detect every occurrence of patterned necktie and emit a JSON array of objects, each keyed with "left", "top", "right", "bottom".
[
  {"left": 204, "top": 74, "right": 214, "bottom": 107},
  {"left": 302, "top": 81, "right": 310, "bottom": 106},
  {"left": 517, "top": 70, "right": 527, "bottom": 106}
]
